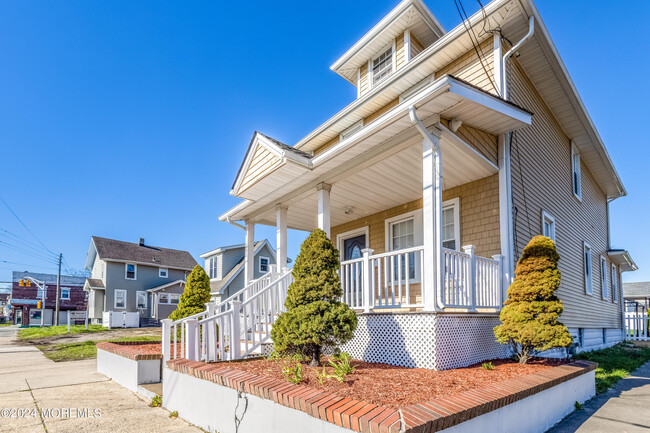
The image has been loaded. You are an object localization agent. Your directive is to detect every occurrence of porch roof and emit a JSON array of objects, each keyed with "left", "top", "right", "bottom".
[
  {"left": 222, "top": 75, "right": 520, "bottom": 230},
  {"left": 228, "top": 74, "right": 530, "bottom": 204}
]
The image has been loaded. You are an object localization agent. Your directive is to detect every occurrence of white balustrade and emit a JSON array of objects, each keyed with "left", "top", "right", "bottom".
[{"left": 340, "top": 245, "right": 503, "bottom": 312}]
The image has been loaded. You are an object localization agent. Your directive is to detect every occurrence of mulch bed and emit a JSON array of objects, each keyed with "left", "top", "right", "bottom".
[{"left": 230, "top": 356, "right": 569, "bottom": 408}]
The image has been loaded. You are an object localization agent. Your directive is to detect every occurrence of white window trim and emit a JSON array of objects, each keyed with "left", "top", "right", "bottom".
[
  {"left": 571, "top": 141, "right": 582, "bottom": 201},
  {"left": 611, "top": 264, "right": 619, "bottom": 303},
  {"left": 114, "top": 289, "right": 127, "bottom": 309},
  {"left": 441, "top": 198, "right": 461, "bottom": 250},
  {"left": 125, "top": 263, "right": 137, "bottom": 280},
  {"left": 541, "top": 210, "right": 556, "bottom": 242},
  {"left": 136, "top": 290, "right": 147, "bottom": 309},
  {"left": 259, "top": 256, "right": 270, "bottom": 273},
  {"left": 385, "top": 210, "right": 423, "bottom": 284},
  {"left": 339, "top": 120, "right": 364, "bottom": 142},
  {"left": 159, "top": 268, "right": 168, "bottom": 278},
  {"left": 600, "top": 255, "right": 608, "bottom": 300},
  {"left": 60, "top": 288, "right": 71, "bottom": 300},
  {"left": 583, "top": 242, "right": 592, "bottom": 295},
  {"left": 370, "top": 42, "right": 395, "bottom": 88},
  {"left": 337, "top": 227, "right": 370, "bottom": 262}
]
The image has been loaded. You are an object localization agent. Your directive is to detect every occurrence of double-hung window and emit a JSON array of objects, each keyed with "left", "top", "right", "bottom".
[
  {"left": 60, "top": 288, "right": 70, "bottom": 300},
  {"left": 600, "top": 256, "right": 608, "bottom": 300},
  {"left": 442, "top": 199, "right": 460, "bottom": 250},
  {"left": 542, "top": 211, "right": 556, "bottom": 242},
  {"left": 115, "top": 289, "right": 126, "bottom": 309},
  {"left": 136, "top": 291, "right": 147, "bottom": 309},
  {"left": 159, "top": 268, "right": 168, "bottom": 278},
  {"left": 583, "top": 242, "right": 592, "bottom": 295},
  {"left": 259, "top": 257, "right": 270, "bottom": 273},
  {"left": 391, "top": 218, "right": 416, "bottom": 280},
  {"left": 371, "top": 46, "right": 394, "bottom": 87},
  {"left": 170, "top": 294, "right": 180, "bottom": 304},
  {"left": 571, "top": 142, "right": 582, "bottom": 200},
  {"left": 125, "top": 263, "right": 137, "bottom": 280},
  {"left": 611, "top": 265, "right": 619, "bottom": 302}
]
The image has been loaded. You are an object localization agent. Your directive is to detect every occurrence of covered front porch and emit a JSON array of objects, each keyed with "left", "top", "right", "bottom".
[{"left": 221, "top": 74, "right": 532, "bottom": 316}]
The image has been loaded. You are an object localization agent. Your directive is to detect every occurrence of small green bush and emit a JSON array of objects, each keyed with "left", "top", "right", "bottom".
[
  {"left": 282, "top": 363, "right": 303, "bottom": 384},
  {"left": 150, "top": 395, "right": 162, "bottom": 407},
  {"left": 481, "top": 362, "right": 495, "bottom": 370},
  {"left": 574, "top": 401, "right": 584, "bottom": 411}
]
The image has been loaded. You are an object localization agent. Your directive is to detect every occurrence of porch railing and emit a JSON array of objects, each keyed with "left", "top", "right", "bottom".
[
  {"left": 339, "top": 245, "right": 503, "bottom": 311},
  {"left": 163, "top": 269, "right": 293, "bottom": 363}
]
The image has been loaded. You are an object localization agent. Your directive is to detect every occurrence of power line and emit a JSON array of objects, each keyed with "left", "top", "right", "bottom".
[
  {"left": 0, "top": 260, "right": 58, "bottom": 271},
  {"left": 0, "top": 231, "right": 58, "bottom": 259},
  {"left": 0, "top": 196, "right": 56, "bottom": 255},
  {"left": 0, "top": 240, "right": 59, "bottom": 264},
  {"left": 453, "top": 0, "right": 500, "bottom": 97}
]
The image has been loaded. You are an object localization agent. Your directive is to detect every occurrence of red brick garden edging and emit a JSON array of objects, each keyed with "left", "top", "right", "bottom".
[
  {"left": 96, "top": 341, "right": 163, "bottom": 361},
  {"left": 165, "top": 358, "right": 596, "bottom": 433}
]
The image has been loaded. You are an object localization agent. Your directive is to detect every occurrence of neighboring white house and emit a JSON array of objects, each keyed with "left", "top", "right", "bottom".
[{"left": 201, "top": 240, "right": 277, "bottom": 303}]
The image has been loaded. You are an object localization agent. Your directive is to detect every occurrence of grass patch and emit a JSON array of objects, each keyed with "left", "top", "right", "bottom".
[
  {"left": 575, "top": 342, "right": 650, "bottom": 393},
  {"left": 37, "top": 335, "right": 162, "bottom": 362},
  {"left": 0, "top": 323, "right": 11, "bottom": 327},
  {"left": 18, "top": 325, "right": 109, "bottom": 340}
]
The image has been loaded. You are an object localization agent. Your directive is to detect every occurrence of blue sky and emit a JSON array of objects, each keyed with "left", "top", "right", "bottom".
[{"left": 0, "top": 0, "right": 648, "bottom": 285}]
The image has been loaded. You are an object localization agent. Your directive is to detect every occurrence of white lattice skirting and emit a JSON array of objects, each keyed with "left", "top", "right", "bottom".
[{"left": 339, "top": 313, "right": 508, "bottom": 370}]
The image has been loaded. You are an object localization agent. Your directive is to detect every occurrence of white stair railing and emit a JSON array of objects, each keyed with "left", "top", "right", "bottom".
[
  {"left": 163, "top": 269, "right": 293, "bottom": 363},
  {"left": 216, "top": 272, "right": 275, "bottom": 313}
]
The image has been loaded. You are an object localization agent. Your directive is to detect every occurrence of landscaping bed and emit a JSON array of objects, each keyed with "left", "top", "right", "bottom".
[
  {"left": 225, "top": 355, "right": 568, "bottom": 408},
  {"left": 37, "top": 335, "right": 162, "bottom": 361}
]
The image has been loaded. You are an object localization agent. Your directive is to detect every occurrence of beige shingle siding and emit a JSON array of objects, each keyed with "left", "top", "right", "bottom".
[
  {"left": 395, "top": 33, "right": 407, "bottom": 70},
  {"left": 330, "top": 174, "right": 500, "bottom": 260},
  {"left": 435, "top": 37, "right": 497, "bottom": 95},
  {"left": 240, "top": 145, "right": 282, "bottom": 192},
  {"left": 359, "top": 63, "right": 369, "bottom": 97},
  {"left": 508, "top": 60, "right": 620, "bottom": 329}
]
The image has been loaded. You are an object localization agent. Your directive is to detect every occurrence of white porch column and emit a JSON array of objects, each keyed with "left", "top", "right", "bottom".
[
  {"left": 317, "top": 183, "right": 332, "bottom": 237},
  {"left": 422, "top": 127, "right": 443, "bottom": 312},
  {"left": 276, "top": 205, "right": 288, "bottom": 271},
  {"left": 244, "top": 220, "right": 255, "bottom": 285},
  {"left": 498, "top": 134, "right": 514, "bottom": 291}
]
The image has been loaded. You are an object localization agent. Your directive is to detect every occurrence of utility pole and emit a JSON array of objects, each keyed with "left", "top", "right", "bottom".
[{"left": 55, "top": 253, "right": 62, "bottom": 326}]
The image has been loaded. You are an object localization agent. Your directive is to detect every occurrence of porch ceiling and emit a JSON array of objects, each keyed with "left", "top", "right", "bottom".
[{"left": 247, "top": 127, "right": 498, "bottom": 231}]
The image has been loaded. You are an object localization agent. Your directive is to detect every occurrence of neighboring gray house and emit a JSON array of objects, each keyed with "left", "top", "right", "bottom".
[
  {"left": 623, "top": 282, "right": 650, "bottom": 312},
  {"left": 83, "top": 236, "right": 197, "bottom": 325},
  {"left": 201, "top": 240, "right": 276, "bottom": 302}
]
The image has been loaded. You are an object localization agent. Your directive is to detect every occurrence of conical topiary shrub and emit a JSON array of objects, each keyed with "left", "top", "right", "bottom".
[
  {"left": 271, "top": 229, "right": 357, "bottom": 366},
  {"left": 494, "top": 235, "right": 573, "bottom": 363},
  {"left": 168, "top": 265, "right": 211, "bottom": 322}
]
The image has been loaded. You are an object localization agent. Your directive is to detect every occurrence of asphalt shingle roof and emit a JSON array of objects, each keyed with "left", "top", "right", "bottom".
[
  {"left": 92, "top": 236, "right": 197, "bottom": 270},
  {"left": 623, "top": 282, "right": 650, "bottom": 297}
]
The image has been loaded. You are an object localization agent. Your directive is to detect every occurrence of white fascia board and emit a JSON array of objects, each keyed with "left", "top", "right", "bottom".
[
  {"left": 219, "top": 200, "right": 254, "bottom": 222},
  {"left": 523, "top": 0, "right": 625, "bottom": 199},
  {"left": 607, "top": 250, "right": 638, "bottom": 273},
  {"left": 297, "top": 0, "right": 510, "bottom": 151},
  {"left": 448, "top": 79, "right": 532, "bottom": 125},
  {"left": 84, "top": 239, "right": 98, "bottom": 271},
  {"left": 147, "top": 280, "right": 186, "bottom": 292},
  {"left": 330, "top": 0, "right": 445, "bottom": 82}
]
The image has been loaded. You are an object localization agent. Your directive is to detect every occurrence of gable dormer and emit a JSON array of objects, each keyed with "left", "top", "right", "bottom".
[{"left": 330, "top": 0, "right": 445, "bottom": 98}]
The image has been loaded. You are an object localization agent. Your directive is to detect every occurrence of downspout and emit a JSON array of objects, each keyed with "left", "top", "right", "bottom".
[
  {"left": 225, "top": 216, "right": 247, "bottom": 231},
  {"left": 501, "top": 16, "right": 534, "bottom": 99},
  {"left": 409, "top": 106, "right": 444, "bottom": 311},
  {"left": 496, "top": 15, "right": 534, "bottom": 287}
]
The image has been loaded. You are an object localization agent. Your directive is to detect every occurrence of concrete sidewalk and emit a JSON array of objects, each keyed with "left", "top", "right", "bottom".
[
  {"left": 0, "top": 327, "right": 202, "bottom": 432},
  {"left": 546, "top": 360, "right": 650, "bottom": 433}
]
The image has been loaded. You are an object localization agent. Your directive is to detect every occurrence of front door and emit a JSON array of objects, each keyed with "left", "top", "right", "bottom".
[{"left": 343, "top": 234, "right": 366, "bottom": 261}]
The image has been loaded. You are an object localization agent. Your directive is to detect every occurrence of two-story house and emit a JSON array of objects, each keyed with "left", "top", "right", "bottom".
[
  {"left": 213, "top": 0, "right": 637, "bottom": 369},
  {"left": 201, "top": 239, "right": 277, "bottom": 303},
  {"left": 83, "top": 236, "right": 197, "bottom": 325}
]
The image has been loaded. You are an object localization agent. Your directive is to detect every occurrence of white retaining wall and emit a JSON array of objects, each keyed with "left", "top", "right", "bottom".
[
  {"left": 96, "top": 349, "right": 160, "bottom": 393},
  {"left": 339, "top": 313, "right": 507, "bottom": 370},
  {"left": 163, "top": 368, "right": 351, "bottom": 433},
  {"left": 438, "top": 369, "right": 595, "bottom": 433}
]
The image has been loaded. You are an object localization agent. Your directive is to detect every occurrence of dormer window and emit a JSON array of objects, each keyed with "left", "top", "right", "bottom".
[{"left": 371, "top": 45, "right": 394, "bottom": 86}]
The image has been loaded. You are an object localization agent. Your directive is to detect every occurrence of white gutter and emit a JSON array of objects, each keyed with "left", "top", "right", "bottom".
[
  {"left": 501, "top": 16, "right": 535, "bottom": 100},
  {"left": 409, "top": 105, "right": 444, "bottom": 311},
  {"left": 225, "top": 216, "right": 246, "bottom": 231}
]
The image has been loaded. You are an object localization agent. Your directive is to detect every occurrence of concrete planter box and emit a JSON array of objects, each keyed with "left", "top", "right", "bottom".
[
  {"left": 96, "top": 342, "right": 162, "bottom": 393},
  {"left": 162, "top": 359, "right": 596, "bottom": 433}
]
